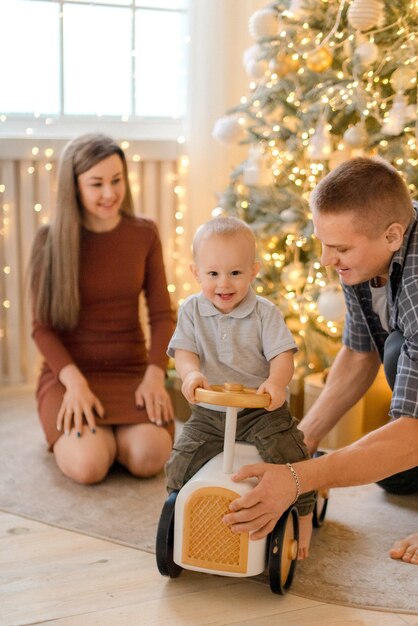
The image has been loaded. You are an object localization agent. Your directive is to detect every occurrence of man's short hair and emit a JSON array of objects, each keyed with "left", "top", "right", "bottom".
[{"left": 310, "top": 157, "right": 414, "bottom": 235}]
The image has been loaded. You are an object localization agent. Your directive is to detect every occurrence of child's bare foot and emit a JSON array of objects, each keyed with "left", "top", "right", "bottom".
[
  {"left": 298, "top": 513, "right": 313, "bottom": 560},
  {"left": 389, "top": 533, "right": 418, "bottom": 564}
]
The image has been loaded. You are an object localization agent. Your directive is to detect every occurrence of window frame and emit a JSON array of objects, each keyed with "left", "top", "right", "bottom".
[{"left": 0, "top": 0, "right": 188, "bottom": 141}]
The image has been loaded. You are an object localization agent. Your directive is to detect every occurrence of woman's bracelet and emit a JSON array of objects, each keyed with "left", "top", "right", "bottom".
[{"left": 286, "top": 462, "right": 301, "bottom": 505}]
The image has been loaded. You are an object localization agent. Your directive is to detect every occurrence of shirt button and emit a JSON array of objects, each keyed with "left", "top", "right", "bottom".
[{"left": 222, "top": 333, "right": 227, "bottom": 339}]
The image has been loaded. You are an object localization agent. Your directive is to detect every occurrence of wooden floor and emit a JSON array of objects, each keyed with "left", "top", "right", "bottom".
[{"left": 1, "top": 511, "right": 417, "bottom": 626}]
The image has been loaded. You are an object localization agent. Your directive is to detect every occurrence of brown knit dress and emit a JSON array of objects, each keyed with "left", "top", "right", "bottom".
[{"left": 32, "top": 215, "right": 175, "bottom": 449}]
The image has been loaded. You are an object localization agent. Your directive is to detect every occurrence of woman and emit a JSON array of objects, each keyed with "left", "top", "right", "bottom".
[{"left": 29, "top": 133, "right": 175, "bottom": 484}]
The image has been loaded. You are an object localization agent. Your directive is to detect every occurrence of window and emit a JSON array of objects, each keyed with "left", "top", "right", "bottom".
[{"left": 0, "top": 0, "right": 188, "bottom": 139}]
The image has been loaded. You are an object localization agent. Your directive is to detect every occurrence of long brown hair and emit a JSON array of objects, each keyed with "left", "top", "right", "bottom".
[{"left": 29, "top": 133, "right": 135, "bottom": 330}]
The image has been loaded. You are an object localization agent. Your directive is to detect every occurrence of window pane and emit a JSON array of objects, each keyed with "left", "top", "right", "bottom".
[
  {"left": 135, "top": 1, "right": 187, "bottom": 8},
  {"left": 135, "top": 10, "right": 187, "bottom": 117},
  {"left": 0, "top": 0, "right": 60, "bottom": 114},
  {"left": 66, "top": 0, "right": 131, "bottom": 5},
  {"left": 63, "top": 4, "right": 132, "bottom": 116}
]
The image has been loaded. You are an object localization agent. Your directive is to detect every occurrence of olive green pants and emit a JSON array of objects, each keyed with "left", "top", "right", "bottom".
[{"left": 165, "top": 402, "right": 315, "bottom": 516}]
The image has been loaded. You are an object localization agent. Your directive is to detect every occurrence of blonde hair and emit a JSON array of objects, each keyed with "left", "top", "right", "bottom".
[
  {"left": 192, "top": 216, "right": 256, "bottom": 260},
  {"left": 310, "top": 156, "right": 414, "bottom": 236},
  {"left": 29, "top": 133, "right": 134, "bottom": 329}
]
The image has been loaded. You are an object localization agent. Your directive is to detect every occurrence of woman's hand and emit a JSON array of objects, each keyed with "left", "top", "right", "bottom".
[
  {"left": 57, "top": 364, "right": 104, "bottom": 436},
  {"left": 135, "top": 364, "right": 174, "bottom": 426}
]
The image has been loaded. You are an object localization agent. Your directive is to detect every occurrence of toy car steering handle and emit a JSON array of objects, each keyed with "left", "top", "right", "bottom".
[
  {"left": 194, "top": 383, "right": 270, "bottom": 474},
  {"left": 195, "top": 383, "right": 270, "bottom": 409}
]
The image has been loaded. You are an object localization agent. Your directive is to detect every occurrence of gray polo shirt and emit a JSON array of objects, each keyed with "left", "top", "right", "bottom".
[{"left": 167, "top": 289, "right": 297, "bottom": 389}]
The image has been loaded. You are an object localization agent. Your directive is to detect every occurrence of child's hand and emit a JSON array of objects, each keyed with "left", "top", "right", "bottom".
[
  {"left": 257, "top": 380, "right": 287, "bottom": 411},
  {"left": 181, "top": 371, "right": 210, "bottom": 403}
]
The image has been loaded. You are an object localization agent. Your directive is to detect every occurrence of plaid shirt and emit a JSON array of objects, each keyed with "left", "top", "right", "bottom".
[{"left": 342, "top": 204, "right": 418, "bottom": 419}]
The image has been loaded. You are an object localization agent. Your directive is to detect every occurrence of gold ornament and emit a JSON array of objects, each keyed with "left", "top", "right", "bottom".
[
  {"left": 306, "top": 47, "right": 333, "bottom": 72},
  {"left": 269, "top": 52, "right": 300, "bottom": 77}
]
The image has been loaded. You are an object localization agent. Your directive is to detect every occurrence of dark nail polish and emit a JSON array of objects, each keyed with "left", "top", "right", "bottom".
[
  {"left": 77, "top": 431, "right": 81, "bottom": 438},
  {"left": 91, "top": 428, "right": 96, "bottom": 434}
]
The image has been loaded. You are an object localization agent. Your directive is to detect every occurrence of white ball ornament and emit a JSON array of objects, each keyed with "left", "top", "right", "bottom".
[
  {"left": 248, "top": 9, "right": 279, "bottom": 39},
  {"left": 212, "top": 116, "right": 244, "bottom": 145},
  {"left": 281, "top": 208, "right": 303, "bottom": 223},
  {"left": 381, "top": 93, "right": 408, "bottom": 136},
  {"left": 343, "top": 123, "right": 368, "bottom": 148},
  {"left": 317, "top": 288, "right": 346, "bottom": 322},
  {"left": 246, "top": 58, "right": 268, "bottom": 79},
  {"left": 347, "top": 0, "right": 384, "bottom": 32},
  {"left": 243, "top": 44, "right": 261, "bottom": 68},
  {"left": 391, "top": 66, "right": 416, "bottom": 92},
  {"left": 355, "top": 41, "right": 379, "bottom": 65},
  {"left": 288, "top": 0, "right": 309, "bottom": 20}
]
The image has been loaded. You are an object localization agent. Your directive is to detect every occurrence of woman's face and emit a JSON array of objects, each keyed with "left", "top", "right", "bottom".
[{"left": 77, "top": 154, "right": 126, "bottom": 232}]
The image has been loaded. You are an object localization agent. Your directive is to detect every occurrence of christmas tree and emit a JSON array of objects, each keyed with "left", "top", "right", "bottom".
[{"left": 213, "top": 0, "right": 417, "bottom": 374}]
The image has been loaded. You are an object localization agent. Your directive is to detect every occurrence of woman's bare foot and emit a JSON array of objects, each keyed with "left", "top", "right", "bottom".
[
  {"left": 389, "top": 533, "right": 418, "bottom": 564},
  {"left": 298, "top": 513, "right": 313, "bottom": 560}
]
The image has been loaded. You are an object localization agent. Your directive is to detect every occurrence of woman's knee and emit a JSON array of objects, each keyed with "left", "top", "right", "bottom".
[
  {"left": 53, "top": 428, "right": 116, "bottom": 484},
  {"left": 116, "top": 424, "right": 172, "bottom": 478}
]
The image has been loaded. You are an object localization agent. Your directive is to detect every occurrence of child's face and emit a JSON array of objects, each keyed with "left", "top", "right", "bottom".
[{"left": 191, "top": 233, "right": 260, "bottom": 314}]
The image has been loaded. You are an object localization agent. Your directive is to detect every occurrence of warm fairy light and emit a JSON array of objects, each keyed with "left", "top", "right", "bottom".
[{"left": 180, "top": 155, "right": 189, "bottom": 169}]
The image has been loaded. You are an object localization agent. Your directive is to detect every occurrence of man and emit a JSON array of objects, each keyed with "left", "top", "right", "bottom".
[{"left": 223, "top": 157, "right": 418, "bottom": 564}]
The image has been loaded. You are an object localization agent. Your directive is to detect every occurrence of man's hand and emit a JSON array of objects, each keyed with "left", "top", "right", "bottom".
[{"left": 222, "top": 462, "right": 297, "bottom": 540}]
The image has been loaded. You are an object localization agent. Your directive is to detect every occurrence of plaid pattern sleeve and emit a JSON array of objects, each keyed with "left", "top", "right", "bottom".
[
  {"left": 342, "top": 283, "right": 379, "bottom": 353},
  {"left": 389, "top": 217, "right": 418, "bottom": 419}
]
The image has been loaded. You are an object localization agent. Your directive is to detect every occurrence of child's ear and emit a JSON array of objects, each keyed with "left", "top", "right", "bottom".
[
  {"left": 385, "top": 223, "right": 404, "bottom": 251},
  {"left": 190, "top": 262, "right": 200, "bottom": 283}
]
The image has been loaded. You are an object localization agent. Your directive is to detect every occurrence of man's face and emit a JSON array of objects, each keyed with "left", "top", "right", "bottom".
[{"left": 313, "top": 209, "right": 395, "bottom": 285}]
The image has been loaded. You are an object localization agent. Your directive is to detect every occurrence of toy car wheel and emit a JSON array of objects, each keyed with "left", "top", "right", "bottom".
[
  {"left": 312, "top": 451, "right": 329, "bottom": 528},
  {"left": 268, "top": 506, "right": 299, "bottom": 594},
  {"left": 156, "top": 490, "right": 183, "bottom": 578}
]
